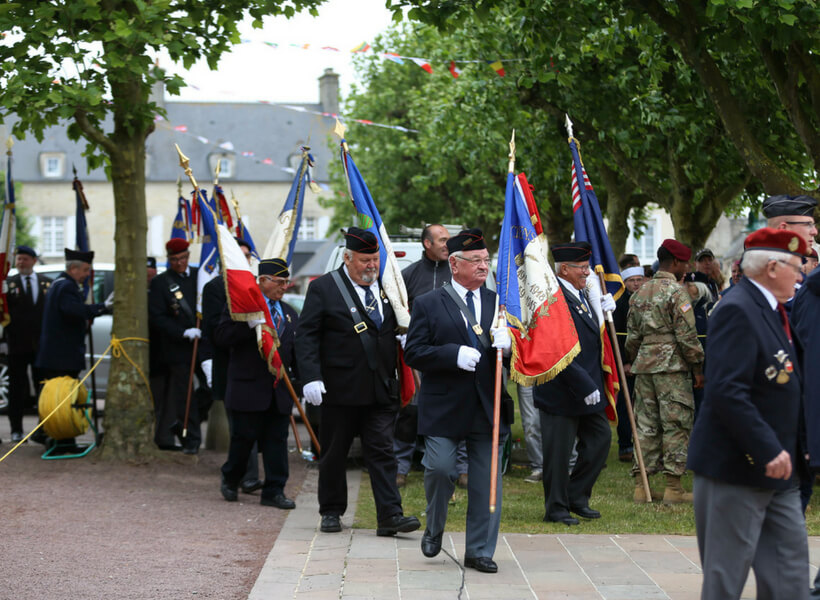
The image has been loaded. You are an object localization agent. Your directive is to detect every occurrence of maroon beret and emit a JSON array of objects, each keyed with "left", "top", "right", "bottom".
[
  {"left": 165, "top": 238, "right": 190, "bottom": 256},
  {"left": 744, "top": 227, "right": 808, "bottom": 257},
  {"left": 660, "top": 239, "right": 691, "bottom": 262}
]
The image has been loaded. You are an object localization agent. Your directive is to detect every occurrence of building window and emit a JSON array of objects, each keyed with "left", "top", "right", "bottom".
[
  {"left": 39, "top": 152, "right": 66, "bottom": 178},
  {"left": 208, "top": 153, "right": 235, "bottom": 179},
  {"left": 40, "top": 216, "right": 67, "bottom": 256},
  {"left": 626, "top": 217, "right": 658, "bottom": 265},
  {"left": 298, "top": 216, "right": 316, "bottom": 240}
]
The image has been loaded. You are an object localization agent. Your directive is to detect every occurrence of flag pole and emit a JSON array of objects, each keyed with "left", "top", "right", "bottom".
[
  {"left": 174, "top": 144, "right": 206, "bottom": 441},
  {"left": 280, "top": 371, "right": 321, "bottom": 455},
  {"left": 490, "top": 130, "right": 515, "bottom": 513},
  {"left": 565, "top": 115, "right": 652, "bottom": 503}
]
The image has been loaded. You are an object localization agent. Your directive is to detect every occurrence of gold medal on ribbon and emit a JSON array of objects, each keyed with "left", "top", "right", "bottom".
[{"left": 776, "top": 370, "right": 790, "bottom": 384}]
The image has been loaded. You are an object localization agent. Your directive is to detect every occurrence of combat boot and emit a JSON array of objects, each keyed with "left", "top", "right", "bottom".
[
  {"left": 662, "top": 474, "right": 693, "bottom": 504},
  {"left": 633, "top": 477, "right": 663, "bottom": 503}
]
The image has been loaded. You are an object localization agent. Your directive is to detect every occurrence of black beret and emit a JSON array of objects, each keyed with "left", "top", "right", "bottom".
[
  {"left": 16, "top": 245, "right": 37, "bottom": 258},
  {"left": 344, "top": 227, "right": 379, "bottom": 254},
  {"left": 146, "top": 256, "right": 157, "bottom": 269},
  {"left": 762, "top": 194, "right": 818, "bottom": 218},
  {"left": 258, "top": 258, "right": 289, "bottom": 278},
  {"left": 65, "top": 248, "right": 94, "bottom": 264},
  {"left": 446, "top": 228, "right": 486, "bottom": 254},
  {"left": 551, "top": 241, "right": 592, "bottom": 263}
]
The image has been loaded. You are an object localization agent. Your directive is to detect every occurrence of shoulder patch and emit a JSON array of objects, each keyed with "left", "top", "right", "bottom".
[{"left": 680, "top": 302, "right": 692, "bottom": 313}]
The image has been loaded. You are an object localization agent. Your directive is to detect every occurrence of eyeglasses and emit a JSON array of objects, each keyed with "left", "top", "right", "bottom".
[
  {"left": 774, "top": 259, "right": 802, "bottom": 275},
  {"left": 455, "top": 256, "right": 491, "bottom": 266},
  {"left": 566, "top": 263, "right": 591, "bottom": 272},
  {"left": 168, "top": 253, "right": 190, "bottom": 263},
  {"left": 784, "top": 220, "right": 818, "bottom": 228}
]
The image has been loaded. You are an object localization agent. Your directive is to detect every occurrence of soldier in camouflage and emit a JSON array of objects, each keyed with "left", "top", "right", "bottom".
[{"left": 625, "top": 239, "right": 705, "bottom": 504}]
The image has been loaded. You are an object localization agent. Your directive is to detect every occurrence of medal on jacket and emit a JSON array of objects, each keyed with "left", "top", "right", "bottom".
[
  {"left": 473, "top": 324, "right": 483, "bottom": 336},
  {"left": 784, "top": 359, "right": 794, "bottom": 373},
  {"left": 765, "top": 366, "right": 777, "bottom": 380},
  {"left": 776, "top": 370, "right": 790, "bottom": 384}
]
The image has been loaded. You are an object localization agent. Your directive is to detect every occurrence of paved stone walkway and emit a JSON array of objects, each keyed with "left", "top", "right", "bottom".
[{"left": 250, "top": 466, "right": 820, "bottom": 599}]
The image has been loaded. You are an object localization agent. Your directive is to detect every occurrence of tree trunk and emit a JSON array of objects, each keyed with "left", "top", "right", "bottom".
[{"left": 98, "top": 134, "right": 155, "bottom": 459}]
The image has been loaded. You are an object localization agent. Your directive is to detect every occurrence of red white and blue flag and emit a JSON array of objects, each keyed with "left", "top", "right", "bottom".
[
  {"left": 497, "top": 172, "right": 580, "bottom": 384},
  {"left": 0, "top": 148, "right": 17, "bottom": 326}
]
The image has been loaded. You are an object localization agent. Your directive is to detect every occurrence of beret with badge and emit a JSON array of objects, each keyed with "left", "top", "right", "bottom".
[
  {"left": 446, "top": 228, "right": 487, "bottom": 254},
  {"left": 258, "top": 258, "right": 289, "bottom": 278},
  {"left": 744, "top": 226, "right": 808, "bottom": 256},
  {"left": 344, "top": 227, "right": 379, "bottom": 254}
]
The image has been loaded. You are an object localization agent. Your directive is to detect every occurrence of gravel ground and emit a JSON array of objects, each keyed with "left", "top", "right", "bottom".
[{"left": 0, "top": 421, "right": 309, "bottom": 600}]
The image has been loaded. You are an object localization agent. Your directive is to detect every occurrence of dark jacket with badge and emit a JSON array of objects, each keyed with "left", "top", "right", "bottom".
[
  {"left": 532, "top": 282, "right": 607, "bottom": 417},
  {"left": 688, "top": 277, "right": 806, "bottom": 490},
  {"left": 6, "top": 272, "right": 51, "bottom": 355},
  {"left": 404, "top": 284, "right": 511, "bottom": 439},
  {"left": 214, "top": 300, "right": 299, "bottom": 414},
  {"left": 35, "top": 273, "right": 107, "bottom": 373},
  {"left": 148, "top": 267, "right": 199, "bottom": 366},
  {"left": 295, "top": 266, "right": 398, "bottom": 407}
]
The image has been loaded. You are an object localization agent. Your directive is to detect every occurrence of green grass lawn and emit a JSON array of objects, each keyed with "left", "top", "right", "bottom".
[{"left": 354, "top": 387, "right": 820, "bottom": 535}]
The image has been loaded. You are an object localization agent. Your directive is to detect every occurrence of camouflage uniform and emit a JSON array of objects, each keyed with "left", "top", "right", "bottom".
[{"left": 626, "top": 271, "right": 704, "bottom": 477}]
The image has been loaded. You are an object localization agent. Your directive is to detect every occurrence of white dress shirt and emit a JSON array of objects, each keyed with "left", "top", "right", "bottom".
[{"left": 343, "top": 265, "right": 383, "bottom": 322}]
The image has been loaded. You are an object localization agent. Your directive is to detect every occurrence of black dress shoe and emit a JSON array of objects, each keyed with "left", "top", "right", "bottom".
[
  {"left": 157, "top": 444, "right": 183, "bottom": 452},
  {"left": 261, "top": 493, "right": 295, "bottom": 509},
  {"left": 182, "top": 445, "right": 199, "bottom": 455},
  {"left": 376, "top": 514, "right": 421, "bottom": 537},
  {"left": 571, "top": 506, "right": 601, "bottom": 519},
  {"left": 241, "top": 479, "right": 263, "bottom": 494},
  {"left": 464, "top": 556, "right": 498, "bottom": 573},
  {"left": 321, "top": 514, "right": 342, "bottom": 533},
  {"left": 421, "top": 530, "right": 442, "bottom": 557},
  {"left": 545, "top": 515, "right": 580, "bottom": 526},
  {"left": 221, "top": 477, "right": 238, "bottom": 502}
]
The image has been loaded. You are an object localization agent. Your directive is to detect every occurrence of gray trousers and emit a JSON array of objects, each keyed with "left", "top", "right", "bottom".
[
  {"left": 423, "top": 432, "right": 505, "bottom": 560},
  {"left": 694, "top": 474, "right": 809, "bottom": 600},
  {"left": 517, "top": 384, "right": 543, "bottom": 470}
]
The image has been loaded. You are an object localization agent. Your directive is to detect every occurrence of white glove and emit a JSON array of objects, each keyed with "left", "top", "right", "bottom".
[
  {"left": 183, "top": 327, "right": 202, "bottom": 341},
  {"left": 584, "top": 389, "right": 601, "bottom": 405},
  {"left": 395, "top": 334, "right": 407, "bottom": 350},
  {"left": 104, "top": 291, "right": 115, "bottom": 309},
  {"left": 491, "top": 326, "right": 511, "bottom": 351},
  {"left": 456, "top": 346, "right": 482, "bottom": 372},
  {"left": 201, "top": 359, "right": 213, "bottom": 388},
  {"left": 303, "top": 380, "right": 326, "bottom": 406},
  {"left": 600, "top": 293, "right": 616, "bottom": 313},
  {"left": 247, "top": 318, "right": 266, "bottom": 329}
]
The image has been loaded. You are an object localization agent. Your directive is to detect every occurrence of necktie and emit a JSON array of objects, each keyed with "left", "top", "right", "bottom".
[
  {"left": 25, "top": 275, "right": 33, "bottom": 303},
  {"left": 362, "top": 285, "right": 382, "bottom": 328},
  {"left": 777, "top": 303, "right": 792, "bottom": 344},
  {"left": 270, "top": 301, "right": 283, "bottom": 334},
  {"left": 465, "top": 290, "right": 479, "bottom": 348}
]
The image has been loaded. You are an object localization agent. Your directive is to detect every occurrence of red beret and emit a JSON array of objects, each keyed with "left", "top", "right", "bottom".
[
  {"left": 166, "top": 238, "right": 190, "bottom": 255},
  {"left": 660, "top": 239, "right": 691, "bottom": 261},
  {"left": 744, "top": 227, "right": 808, "bottom": 257}
]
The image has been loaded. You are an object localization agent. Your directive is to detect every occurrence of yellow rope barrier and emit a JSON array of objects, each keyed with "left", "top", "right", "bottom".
[{"left": 0, "top": 336, "right": 149, "bottom": 463}]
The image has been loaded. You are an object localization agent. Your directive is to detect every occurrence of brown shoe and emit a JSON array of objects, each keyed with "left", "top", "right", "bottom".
[
  {"left": 396, "top": 473, "right": 407, "bottom": 488},
  {"left": 633, "top": 477, "right": 663, "bottom": 503},
  {"left": 662, "top": 474, "right": 693, "bottom": 504},
  {"left": 456, "top": 473, "right": 469, "bottom": 489}
]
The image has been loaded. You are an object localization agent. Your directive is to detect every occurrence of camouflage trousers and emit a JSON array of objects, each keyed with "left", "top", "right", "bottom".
[{"left": 630, "top": 372, "right": 694, "bottom": 477}]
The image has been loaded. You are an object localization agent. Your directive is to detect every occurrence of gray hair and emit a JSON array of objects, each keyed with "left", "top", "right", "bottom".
[
  {"left": 343, "top": 248, "right": 353, "bottom": 261},
  {"left": 740, "top": 249, "right": 783, "bottom": 278},
  {"left": 66, "top": 259, "right": 86, "bottom": 271},
  {"left": 448, "top": 250, "right": 463, "bottom": 271}
]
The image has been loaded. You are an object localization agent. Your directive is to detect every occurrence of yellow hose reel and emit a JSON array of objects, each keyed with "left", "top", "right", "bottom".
[{"left": 38, "top": 376, "right": 90, "bottom": 440}]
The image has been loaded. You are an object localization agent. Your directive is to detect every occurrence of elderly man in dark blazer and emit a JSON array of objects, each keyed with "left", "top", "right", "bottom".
[
  {"left": 215, "top": 258, "right": 298, "bottom": 509},
  {"left": 533, "top": 242, "right": 613, "bottom": 526},
  {"left": 5, "top": 245, "right": 51, "bottom": 442},
  {"left": 296, "top": 227, "right": 420, "bottom": 537},
  {"left": 689, "top": 228, "right": 810, "bottom": 600},
  {"left": 404, "top": 228, "right": 512, "bottom": 574}
]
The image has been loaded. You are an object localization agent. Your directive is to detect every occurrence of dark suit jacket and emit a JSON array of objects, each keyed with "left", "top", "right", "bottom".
[
  {"left": 688, "top": 277, "right": 804, "bottom": 490},
  {"left": 404, "top": 285, "right": 510, "bottom": 439},
  {"left": 148, "top": 267, "right": 199, "bottom": 366},
  {"left": 6, "top": 272, "right": 51, "bottom": 355},
  {"left": 792, "top": 269, "right": 820, "bottom": 467},
  {"left": 295, "top": 267, "right": 398, "bottom": 407},
  {"left": 202, "top": 275, "right": 228, "bottom": 398},
  {"left": 35, "top": 273, "right": 106, "bottom": 373},
  {"left": 533, "top": 282, "right": 606, "bottom": 417},
  {"left": 214, "top": 300, "right": 298, "bottom": 414}
]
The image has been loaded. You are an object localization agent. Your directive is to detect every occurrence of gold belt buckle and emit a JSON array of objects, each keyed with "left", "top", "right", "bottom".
[{"left": 354, "top": 322, "right": 368, "bottom": 334}]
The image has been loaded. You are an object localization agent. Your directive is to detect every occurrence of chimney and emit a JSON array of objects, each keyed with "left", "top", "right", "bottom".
[{"left": 319, "top": 68, "right": 339, "bottom": 114}]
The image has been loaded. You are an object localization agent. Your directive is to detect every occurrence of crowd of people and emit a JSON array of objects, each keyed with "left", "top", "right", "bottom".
[{"left": 3, "top": 192, "right": 820, "bottom": 595}]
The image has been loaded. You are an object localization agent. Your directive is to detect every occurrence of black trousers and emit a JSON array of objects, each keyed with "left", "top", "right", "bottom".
[
  {"left": 318, "top": 403, "right": 402, "bottom": 523},
  {"left": 150, "top": 362, "right": 201, "bottom": 449},
  {"left": 540, "top": 409, "right": 611, "bottom": 520},
  {"left": 7, "top": 351, "right": 39, "bottom": 433},
  {"left": 221, "top": 406, "right": 289, "bottom": 499}
]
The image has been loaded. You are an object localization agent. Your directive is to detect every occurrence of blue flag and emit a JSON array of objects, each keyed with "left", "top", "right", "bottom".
[
  {"left": 568, "top": 137, "right": 624, "bottom": 299},
  {"left": 263, "top": 150, "right": 312, "bottom": 263},
  {"left": 236, "top": 218, "right": 259, "bottom": 260},
  {"left": 170, "top": 196, "right": 192, "bottom": 241},
  {"left": 195, "top": 189, "right": 220, "bottom": 314},
  {"left": 1, "top": 150, "right": 17, "bottom": 325},
  {"left": 339, "top": 141, "right": 410, "bottom": 328}
]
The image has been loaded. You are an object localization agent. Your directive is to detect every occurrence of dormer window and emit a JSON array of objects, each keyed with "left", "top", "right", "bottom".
[
  {"left": 39, "top": 152, "right": 66, "bottom": 178},
  {"left": 208, "top": 153, "right": 235, "bottom": 179}
]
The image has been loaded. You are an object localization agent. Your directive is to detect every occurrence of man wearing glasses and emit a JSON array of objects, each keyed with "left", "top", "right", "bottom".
[
  {"left": 148, "top": 238, "right": 204, "bottom": 454},
  {"left": 763, "top": 194, "right": 818, "bottom": 296},
  {"left": 215, "top": 258, "right": 298, "bottom": 510}
]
